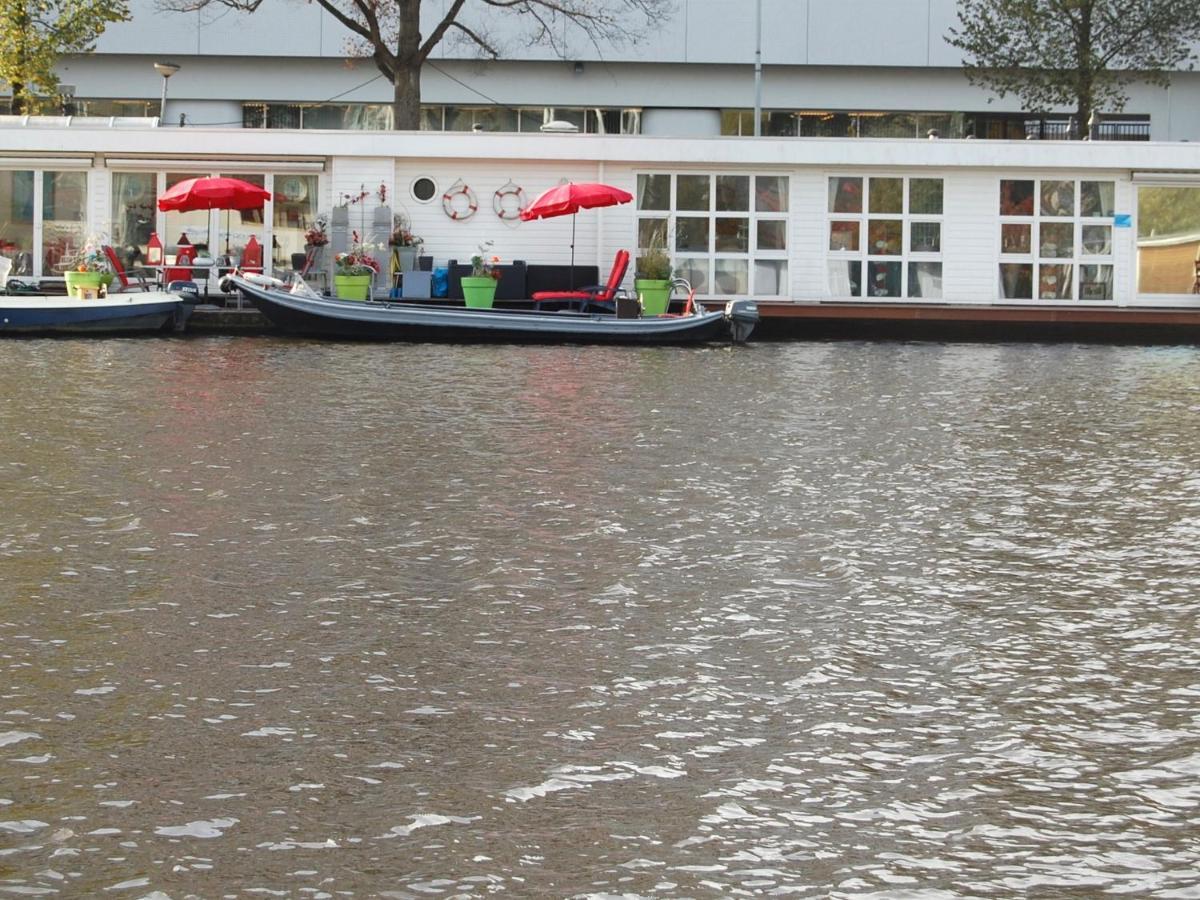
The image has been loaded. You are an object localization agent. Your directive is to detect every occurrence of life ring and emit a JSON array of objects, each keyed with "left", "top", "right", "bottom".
[
  {"left": 442, "top": 181, "right": 478, "bottom": 220},
  {"left": 493, "top": 180, "right": 527, "bottom": 220}
]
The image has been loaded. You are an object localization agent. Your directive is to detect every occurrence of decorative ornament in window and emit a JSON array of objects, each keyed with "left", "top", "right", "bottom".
[{"left": 278, "top": 176, "right": 308, "bottom": 203}]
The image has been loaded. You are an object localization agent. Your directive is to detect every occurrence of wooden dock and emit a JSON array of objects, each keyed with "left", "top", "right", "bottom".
[
  {"left": 753, "top": 301, "right": 1200, "bottom": 343},
  {"left": 186, "top": 304, "right": 273, "bottom": 333}
]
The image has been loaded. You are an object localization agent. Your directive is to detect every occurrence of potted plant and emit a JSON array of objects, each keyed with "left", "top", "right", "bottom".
[
  {"left": 333, "top": 230, "right": 380, "bottom": 301},
  {"left": 461, "top": 241, "right": 501, "bottom": 309},
  {"left": 304, "top": 215, "right": 329, "bottom": 250},
  {"left": 65, "top": 237, "right": 114, "bottom": 299},
  {"left": 635, "top": 230, "right": 673, "bottom": 316},
  {"left": 388, "top": 213, "right": 424, "bottom": 273},
  {"left": 303, "top": 214, "right": 329, "bottom": 271}
]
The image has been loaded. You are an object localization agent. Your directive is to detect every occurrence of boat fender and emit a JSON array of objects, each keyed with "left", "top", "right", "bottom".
[
  {"left": 493, "top": 181, "right": 526, "bottom": 220},
  {"left": 442, "top": 181, "right": 478, "bottom": 220},
  {"left": 243, "top": 272, "right": 285, "bottom": 289}
]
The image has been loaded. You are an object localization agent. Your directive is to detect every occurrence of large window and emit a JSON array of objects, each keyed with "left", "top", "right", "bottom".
[
  {"left": 636, "top": 172, "right": 789, "bottom": 296},
  {"left": 1, "top": 168, "right": 87, "bottom": 277},
  {"left": 67, "top": 99, "right": 156, "bottom": 118},
  {"left": 720, "top": 109, "right": 1150, "bottom": 141},
  {"left": 0, "top": 170, "right": 35, "bottom": 275},
  {"left": 41, "top": 172, "right": 88, "bottom": 274},
  {"left": 113, "top": 170, "right": 312, "bottom": 275},
  {"left": 165, "top": 173, "right": 213, "bottom": 254},
  {"left": 243, "top": 103, "right": 640, "bottom": 134},
  {"left": 272, "top": 174, "right": 319, "bottom": 270},
  {"left": 827, "top": 176, "right": 944, "bottom": 299},
  {"left": 998, "top": 178, "right": 1115, "bottom": 301},
  {"left": 111, "top": 172, "right": 157, "bottom": 265},
  {"left": 1136, "top": 186, "right": 1200, "bottom": 295}
]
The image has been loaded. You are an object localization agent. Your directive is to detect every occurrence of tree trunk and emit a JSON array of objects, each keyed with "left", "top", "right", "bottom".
[
  {"left": 392, "top": 60, "right": 421, "bottom": 130},
  {"left": 10, "top": 82, "right": 27, "bottom": 115},
  {"left": 1076, "top": 94, "right": 1094, "bottom": 140},
  {"left": 1074, "top": 0, "right": 1094, "bottom": 140},
  {"left": 391, "top": 0, "right": 423, "bottom": 130}
]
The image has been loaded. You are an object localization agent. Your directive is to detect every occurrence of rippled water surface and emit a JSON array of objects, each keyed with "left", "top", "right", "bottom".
[{"left": 2, "top": 336, "right": 1200, "bottom": 898}]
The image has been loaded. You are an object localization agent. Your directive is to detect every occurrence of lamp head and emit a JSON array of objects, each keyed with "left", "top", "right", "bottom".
[{"left": 154, "top": 62, "right": 181, "bottom": 79}]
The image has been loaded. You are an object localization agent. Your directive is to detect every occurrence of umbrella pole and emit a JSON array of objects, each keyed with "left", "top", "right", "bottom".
[{"left": 570, "top": 212, "right": 576, "bottom": 289}]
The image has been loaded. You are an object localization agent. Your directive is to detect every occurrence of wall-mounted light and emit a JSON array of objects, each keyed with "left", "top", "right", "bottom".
[{"left": 573, "top": 61, "right": 584, "bottom": 75}]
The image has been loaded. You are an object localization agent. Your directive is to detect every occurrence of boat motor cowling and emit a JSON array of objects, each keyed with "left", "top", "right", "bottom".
[{"left": 724, "top": 299, "right": 759, "bottom": 343}]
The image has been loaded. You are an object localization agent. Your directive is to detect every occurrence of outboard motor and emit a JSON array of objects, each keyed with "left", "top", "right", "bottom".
[
  {"left": 167, "top": 280, "right": 200, "bottom": 303},
  {"left": 724, "top": 299, "right": 759, "bottom": 343}
]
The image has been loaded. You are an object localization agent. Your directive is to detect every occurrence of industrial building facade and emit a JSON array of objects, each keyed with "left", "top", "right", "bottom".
[{"left": 11, "top": 0, "right": 1200, "bottom": 141}]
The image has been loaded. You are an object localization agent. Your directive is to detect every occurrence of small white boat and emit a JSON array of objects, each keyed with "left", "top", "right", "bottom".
[{"left": 0, "top": 291, "right": 192, "bottom": 335}]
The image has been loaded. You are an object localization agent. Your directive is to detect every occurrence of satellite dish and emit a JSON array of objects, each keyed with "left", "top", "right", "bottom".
[{"left": 539, "top": 120, "right": 580, "bottom": 134}]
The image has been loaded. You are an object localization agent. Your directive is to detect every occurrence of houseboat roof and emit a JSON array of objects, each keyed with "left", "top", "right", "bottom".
[{"left": 2, "top": 124, "right": 1199, "bottom": 174}]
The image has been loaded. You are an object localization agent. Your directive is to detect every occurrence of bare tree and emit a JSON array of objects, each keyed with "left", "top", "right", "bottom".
[
  {"left": 947, "top": 0, "right": 1200, "bottom": 138},
  {"left": 156, "top": 0, "right": 674, "bottom": 129}
]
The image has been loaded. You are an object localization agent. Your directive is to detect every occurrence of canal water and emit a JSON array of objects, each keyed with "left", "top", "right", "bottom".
[{"left": 2, "top": 337, "right": 1199, "bottom": 898}]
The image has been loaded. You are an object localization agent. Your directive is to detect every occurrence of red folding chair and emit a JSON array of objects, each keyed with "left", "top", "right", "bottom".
[
  {"left": 533, "top": 249, "right": 629, "bottom": 313},
  {"left": 102, "top": 246, "right": 153, "bottom": 292}
]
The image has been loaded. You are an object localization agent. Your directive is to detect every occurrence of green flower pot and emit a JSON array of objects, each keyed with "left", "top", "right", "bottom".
[
  {"left": 461, "top": 275, "right": 498, "bottom": 309},
  {"left": 334, "top": 274, "right": 373, "bottom": 301},
  {"left": 635, "top": 278, "right": 672, "bottom": 316},
  {"left": 65, "top": 270, "right": 106, "bottom": 299}
]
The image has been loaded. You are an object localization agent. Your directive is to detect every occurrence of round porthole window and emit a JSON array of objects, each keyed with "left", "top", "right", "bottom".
[{"left": 411, "top": 176, "right": 437, "bottom": 203}]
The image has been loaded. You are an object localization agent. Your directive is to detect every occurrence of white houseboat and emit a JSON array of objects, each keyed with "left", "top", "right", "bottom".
[{"left": 2, "top": 121, "right": 1199, "bottom": 337}]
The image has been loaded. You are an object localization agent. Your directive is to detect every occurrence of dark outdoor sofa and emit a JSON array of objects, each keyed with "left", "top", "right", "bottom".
[{"left": 444, "top": 259, "right": 601, "bottom": 301}]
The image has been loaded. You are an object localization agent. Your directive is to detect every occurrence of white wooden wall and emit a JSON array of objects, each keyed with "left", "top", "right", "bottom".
[
  {"left": 940, "top": 170, "right": 997, "bottom": 303},
  {"left": 60, "top": 156, "right": 1148, "bottom": 305},
  {"left": 393, "top": 158, "right": 610, "bottom": 273}
]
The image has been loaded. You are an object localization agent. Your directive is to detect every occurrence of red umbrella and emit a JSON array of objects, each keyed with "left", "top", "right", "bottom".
[
  {"left": 158, "top": 176, "right": 271, "bottom": 212},
  {"left": 520, "top": 182, "right": 632, "bottom": 287},
  {"left": 157, "top": 176, "right": 272, "bottom": 254}
]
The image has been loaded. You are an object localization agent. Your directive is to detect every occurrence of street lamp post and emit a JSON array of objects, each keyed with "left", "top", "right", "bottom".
[
  {"left": 753, "top": 0, "right": 762, "bottom": 136},
  {"left": 154, "top": 62, "right": 180, "bottom": 125}
]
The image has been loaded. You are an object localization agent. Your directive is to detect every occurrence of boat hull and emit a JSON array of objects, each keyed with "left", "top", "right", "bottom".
[
  {"left": 0, "top": 293, "right": 190, "bottom": 335},
  {"left": 234, "top": 277, "right": 755, "bottom": 345}
]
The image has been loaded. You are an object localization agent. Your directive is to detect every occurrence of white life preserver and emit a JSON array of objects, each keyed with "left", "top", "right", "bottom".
[
  {"left": 493, "top": 180, "right": 527, "bottom": 220},
  {"left": 442, "top": 181, "right": 478, "bottom": 220}
]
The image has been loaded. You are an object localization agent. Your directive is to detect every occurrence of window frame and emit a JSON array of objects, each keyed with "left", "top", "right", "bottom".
[
  {"left": 996, "top": 176, "right": 1116, "bottom": 303},
  {"left": 1134, "top": 181, "right": 1200, "bottom": 303},
  {"left": 635, "top": 171, "right": 790, "bottom": 298},
  {"left": 0, "top": 164, "right": 91, "bottom": 279},
  {"left": 825, "top": 174, "right": 945, "bottom": 300}
]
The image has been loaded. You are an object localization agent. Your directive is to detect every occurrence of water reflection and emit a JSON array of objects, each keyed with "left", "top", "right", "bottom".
[{"left": 1, "top": 338, "right": 1199, "bottom": 897}]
